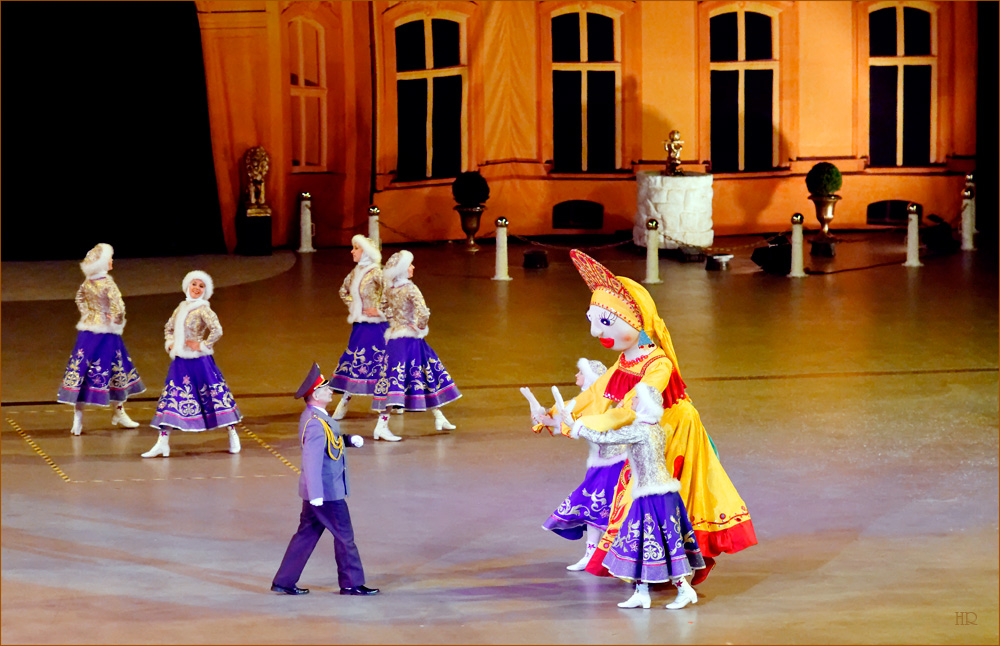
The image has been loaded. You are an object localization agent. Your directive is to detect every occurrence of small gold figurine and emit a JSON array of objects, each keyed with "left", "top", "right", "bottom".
[{"left": 664, "top": 130, "right": 684, "bottom": 176}]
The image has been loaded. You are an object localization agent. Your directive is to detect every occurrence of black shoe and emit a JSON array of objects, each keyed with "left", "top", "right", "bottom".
[
  {"left": 271, "top": 583, "right": 309, "bottom": 595},
  {"left": 340, "top": 585, "right": 380, "bottom": 596}
]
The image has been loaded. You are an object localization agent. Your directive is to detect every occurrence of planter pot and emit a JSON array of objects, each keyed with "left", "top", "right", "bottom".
[
  {"left": 809, "top": 194, "right": 841, "bottom": 239},
  {"left": 455, "top": 205, "right": 485, "bottom": 253}
]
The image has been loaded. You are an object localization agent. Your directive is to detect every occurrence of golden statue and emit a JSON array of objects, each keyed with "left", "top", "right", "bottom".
[
  {"left": 664, "top": 130, "right": 684, "bottom": 176},
  {"left": 245, "top": 147, "right": 272, "bottom": 217}
]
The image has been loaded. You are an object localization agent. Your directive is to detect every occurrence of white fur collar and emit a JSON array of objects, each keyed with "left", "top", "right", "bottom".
[{"left": 169, "top": 300, "right": 211, "bottom": 359}]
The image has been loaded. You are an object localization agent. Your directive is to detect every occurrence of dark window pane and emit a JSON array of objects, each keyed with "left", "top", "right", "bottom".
[
  {"left": 903, "top": 8, "right": 931, "bottom": 56},
  {"left": 869, "top": 65, "right": 898, "bottom": 166},
  {"left": 744, "top": 12, "right": 772, "bottom": 61},
  {"left": 902, "top": 65, "right": 931, "bottom": 166},
  {"left": 432, "top": 75, "right": 462, "bottom": 178},
  {"left": 710, "top": 13, "right": 738, "bottom": 62},
  {"left": 587, "top": 13, "right": 614, "bottom": 62},
  {"left": 869, "top": 8, "right": 896, "bottom": 57},
  {"left": 587, "top": 70, "right": 616, "bottom": 172},
  {"left": 395, "top": 21, "right": 425, "bottom": 72},
  {"left": 432, "top": 19, "right": 460, "bottom": 68},
  {"left": 553, "top": 70, "right": 582, "bottom": 172},
  {"left": 710, "top": 70, "right": 739, "bottom": 172},
  {"left": 552, "top": 13, "right": 581, "bottom": 62},
  {"left": 396, "top": 78, "right": 427, "bottom": 180},
  {"left": 744, "top": 69, "right": 773, "bottom": 171}
]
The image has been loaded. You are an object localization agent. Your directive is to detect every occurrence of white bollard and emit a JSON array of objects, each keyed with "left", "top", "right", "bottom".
[
  {"left": 643, "top": 219, "right": 662, "bottom": 285},
  {"left": 788, "top": 213, "right": 806, "bottom": 278},
  {"left": 903, "top": 203, "right": 923, "bottom": 267},
  {"left": 961, "top": 187, "right": 976, "bottom": 251},
  {"left": 297, "top": 193, "right": 316, "bottom": 253},
  {"left": 368, "top": 205, "right": 381, "bottom": 250},
  {"left": 492, "top": 217, "right": 512, "bottom": 281}
]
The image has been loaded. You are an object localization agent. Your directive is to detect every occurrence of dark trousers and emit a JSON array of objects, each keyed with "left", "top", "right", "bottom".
[{"left": 272, "top": 499, "right": 365, "bottom": 589}]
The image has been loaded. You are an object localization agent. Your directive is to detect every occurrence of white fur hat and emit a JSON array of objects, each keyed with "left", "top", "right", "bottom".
[
  {"left": 383, "top": 250, "right": 414, "bottom": 285},
  {"left": 182, "top": 270, "right": 214, "bottom": 300},
  {"left": 576, "top": 357, "right": 607, "bottom": 390},
  {"left": 80, "top": 243, "right": 114, "bottom": 278},
  {"left": 633, "top": 383, "right": 664, "bottom": 422},
  {"left": 352, "top": 234, "right": 381, "bottom": 264}
]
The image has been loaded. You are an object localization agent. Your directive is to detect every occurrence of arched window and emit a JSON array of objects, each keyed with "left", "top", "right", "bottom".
[
  {"left": 288, "top": 18, "right": 327, "bottom": 171},
  {"left": 867, "top": 3, "right": 937, "bottom": 167},
  {"left": 708, "top": 6, "right": 780, "bottom": 173},
  {"left": 394, "top": 16, "right": 466, "bottom": 181},
  {"left": 550, "top": 8, "right": 622, "bottom": 173}
]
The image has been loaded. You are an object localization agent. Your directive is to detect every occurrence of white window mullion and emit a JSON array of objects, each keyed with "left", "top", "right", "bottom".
[
  {"left": 737, "top": 70, "right": 746, "bottom": 171},
  {"left": 581, "top": 71, "right": 589, "bottom": 172},
  {"left": 896, "top": 63, "right": 904, "bottom": 166},
  {"left": 426, "top": 74, "right": 434, "bottom": 178},
  {"left": 615, "top": 69, "right": 622, "bottom": 169}
]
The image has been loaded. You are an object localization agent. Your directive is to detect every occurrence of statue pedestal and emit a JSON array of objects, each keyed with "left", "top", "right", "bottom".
[
  {"left": 634, "top": 171, "right": 714, "bottom": 250},
  {"left": 237, "top": 204, "right": 273, "bottom": 256}
]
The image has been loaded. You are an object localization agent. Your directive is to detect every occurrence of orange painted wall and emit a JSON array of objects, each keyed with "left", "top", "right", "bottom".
[{"left": 196, "top": 1, "right": 980, "bottom": 251}]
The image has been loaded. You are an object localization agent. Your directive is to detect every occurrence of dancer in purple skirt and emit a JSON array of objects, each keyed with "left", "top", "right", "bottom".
[
  {"left": 329, "top": 235, "right": 390, "bottom": 433},
  {"left": 141, "top": 270, "right": 242, "bottom": 458},
  {"left": 572, "top": 383, "right": 705, "bottom": 610},
  {"left": 539, "top": 358, "right": 629, "bottom": 571},
  {"left": 371, "top": 250, "right": 460, "bottom": 440},
  {"left": 58, "top": 243, "right": 145, "bottom": 435}
]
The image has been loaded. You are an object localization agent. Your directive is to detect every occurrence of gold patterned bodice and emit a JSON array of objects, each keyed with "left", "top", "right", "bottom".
[
  {"left": 340, "top": 265, "right": 385, "bottom": 312},
  {"left": 165, "top": 302, "right": 222, "bottom": 357},
  {"left": 75, "top": 277, "right": 126, "bottom": 334},
  {"left": 381, "top": 282, "right": 430, "bottom": 338}
]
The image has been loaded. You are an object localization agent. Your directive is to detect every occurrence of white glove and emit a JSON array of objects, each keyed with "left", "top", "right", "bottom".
[
  {"left": 520, "top": 387, "right": 548, "bottom": 423},
  {"left": 568, "top": 419, "right": 585, "bottom": 440},
  {"left": 309, "top": 497, "right": 324, "bottom": 506},
  {"left": 350, "top": 435, "right": 364, "bottom": 448}
]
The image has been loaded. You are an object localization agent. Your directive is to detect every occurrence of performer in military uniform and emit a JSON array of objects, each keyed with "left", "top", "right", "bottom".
[{"left": 271, "top": 363, "right": 379, "bottom": 596}]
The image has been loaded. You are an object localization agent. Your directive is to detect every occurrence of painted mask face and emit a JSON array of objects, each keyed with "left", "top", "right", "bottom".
[
  {"left": 586, "top": 304, "right": 639, "bottom": 352},
  {"left": 188, "top": 279, "right": 206, "bottom": 299},
  {"left": 351, "top": 244, "right": 363, "bottom": 263}
]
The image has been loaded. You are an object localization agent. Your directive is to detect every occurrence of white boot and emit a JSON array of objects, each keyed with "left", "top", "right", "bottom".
[
  {"left": 373, "top": 415, "right": 401, "bottom": 442},
  {"left": 432, "top": 408, "right": 456, "bottom": 430},
  {"left": 228, "top": 427, "right": 241, "bottom": 454},
  {"left": 70, "top": 404, "right": 84, "bottom": 435},
  {"left": 665, "top": 578, "right": 698, "bottom": 610},
  {"left": 141, "top": 432, "right": 170, "bottom": 458},
  {"left": 332, "top": 395, "right": 351, "bottom": 421},
  {"left": 618, "top": 582, "right": 651, "bottom": 609},
  {"left": 111, "top": 403, "right": 140, "bottom": 428},
  {"left": 567, "top": 542, "right": 597, "bottom": 571}
]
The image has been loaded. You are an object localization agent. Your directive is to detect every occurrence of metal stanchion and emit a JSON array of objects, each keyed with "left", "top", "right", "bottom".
[
  {"left": 788, "top": 213, "right": 806, "bottom": 278},
  {"left": 368, "top": 205, "right": 380, "bottom": 249},
  {"left": 961, "top": 174, "right": 976, "bottom": 251},
  {"left": 297, "top": 192, "right": 316, "bottom": 253},
  {"left": 492, "top": 217, "right": 512, "bottom": 281},
  {"left": 903, "top": 203, "right": 923, "bottom": 267},
  {"left": 643, "top": 219, "right": 662, "bottom": 285}
]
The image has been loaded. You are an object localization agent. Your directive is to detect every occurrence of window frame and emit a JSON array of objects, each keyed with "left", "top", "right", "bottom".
[
  {"left": 538, "top": 1, "right": 638, "bottom": 177},
  {"left": 861, "top": 1, "right": 940, "bottom": 167},
  {"left": 375, "top": 2, "right": 475, "bottom": 186},
  {"left": 703, "top": 2, "right": 783, "bottom": 173},
  {"left": 287, "top": 16, "right": 329, "bottom": 173}
]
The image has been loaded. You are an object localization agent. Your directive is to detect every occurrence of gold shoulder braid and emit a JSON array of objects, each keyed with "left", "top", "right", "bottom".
[{"left": 305, "top": 415, "right": 345, "bottom": 460}]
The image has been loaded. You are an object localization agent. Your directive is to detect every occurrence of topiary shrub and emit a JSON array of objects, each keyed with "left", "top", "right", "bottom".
[
  {"left": 452, "top": 171, "right": 490, "bottom": 207},
  {"left": 806, "top": 162, "right": 843, "bottom": 196}
]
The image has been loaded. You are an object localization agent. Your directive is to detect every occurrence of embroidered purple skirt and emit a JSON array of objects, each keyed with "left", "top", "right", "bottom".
[
  {"left": 57, "top": 331, "right": 146, "bottom": 406},
  {"left": 371, "top": 337, "right": 461, "bottom": 412},
  {"left": 149, "top": 356, "right": 242, "bottom": 432},
  {"left": 330, "top": 322, "right": 388, "bottom": 396},
  {"left": 542, "top": 461, "right": 626, "bottom": 539},
  {"left": 603, "top": 493, "right": 706, "bottom": 584}
]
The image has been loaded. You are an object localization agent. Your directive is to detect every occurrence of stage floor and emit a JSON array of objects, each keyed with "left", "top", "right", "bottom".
[{"left": 2, "top": 234, "right": 997, "bottom": 644}]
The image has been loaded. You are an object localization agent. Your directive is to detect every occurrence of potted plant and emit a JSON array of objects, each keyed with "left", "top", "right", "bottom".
[
  {"left": 452, "top": 170, "right": 490, "bottom": 252},
  {"left": 805, "top": 162, "right": 843, "bottom": 239}
]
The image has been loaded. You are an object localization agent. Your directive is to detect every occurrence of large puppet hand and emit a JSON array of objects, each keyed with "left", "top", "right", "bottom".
[
  {"left": 520, "top": 387, "right": 547, "bottom": 422},
  {"left": 350, "top": 435, "right": 364, "bottom": 448},
  {"left": 309, "top": 497, "right": 324, "bottom": 507}
]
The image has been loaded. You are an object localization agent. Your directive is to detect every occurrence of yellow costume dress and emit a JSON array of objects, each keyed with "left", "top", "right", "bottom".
[{"left": 562, "top": 250, "right": 757, "bottom": 581}]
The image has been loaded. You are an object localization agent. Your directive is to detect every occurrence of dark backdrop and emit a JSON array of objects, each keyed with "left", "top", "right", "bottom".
[
  {"left": 2, "top": 1, "right": 225, "bottom": 260},
  {"left": 976, "top": 1, "right": 998, "bottom": 257}
]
